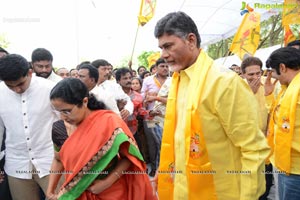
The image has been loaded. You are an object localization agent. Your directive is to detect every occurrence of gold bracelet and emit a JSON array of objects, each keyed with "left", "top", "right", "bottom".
[{"left": 114, "top": 171, "right": 121, "bottom": 179}]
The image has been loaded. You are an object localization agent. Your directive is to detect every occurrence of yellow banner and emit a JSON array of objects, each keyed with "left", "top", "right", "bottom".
[
  {"left": 147, "top": 52, "right": 160, "bottom": 67},
  {"left": 138, "top": 0, "right": 156, "bottom": 26},
  {"left": 282, "top": 0, "right": 300, "bottom": 26},
  {"left": 284, "top": 25, "right": 297, "bottom": 46},
  {"left": 229, "top": 12, "right": 261, "bottom": 60}
]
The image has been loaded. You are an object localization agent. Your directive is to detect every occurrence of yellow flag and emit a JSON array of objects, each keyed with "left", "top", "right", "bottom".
[
  {"left": 282, "top": 0, "right": 300, "bottom": 26},
  {"left": 147, "top": 52, "right": 160, "bottom": 67},
  {"left": 229, "top": 12, "right": 261, "bottom": 60},
  {"left": 284, "top": 25, "right": 297, "bottom": 46},
  {"left": 138, "top": 0, "right": 156, "bottom": 26}
]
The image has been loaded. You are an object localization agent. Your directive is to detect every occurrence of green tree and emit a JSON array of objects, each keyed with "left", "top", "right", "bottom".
[
  {"left": 115, "top": 56, "right": 131, "bottom": 69},
  {"left": 290, "top": 24, "right": 300, "bottom": 38},
  {"left": 207, "top": 13, "right": 285, "bottom": 60},
  {"left": 137, "top": 51, "right": 155, "bottom": 68},
  {"left": 258, "top": 14, "right": 283, "bottom": 49},
  {"left": 0, "top": 33, "right": 9, "bottom": 48}
]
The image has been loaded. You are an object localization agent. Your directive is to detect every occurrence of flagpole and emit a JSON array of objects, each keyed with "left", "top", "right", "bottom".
[
  {"left": 129, "top": 25, "right": 140, "bottom": 71},
  {"left": 222, "top": 50, "right": 231, "bottom": 66},
  {"left": 282, "top": 26, "right": 286, "bottom": 47},
  {"left": 129, "top": 0, "right": 156, "bottom": 70},
  {"left": 223, "top": 38, "right": 231, "bottom": 66}
]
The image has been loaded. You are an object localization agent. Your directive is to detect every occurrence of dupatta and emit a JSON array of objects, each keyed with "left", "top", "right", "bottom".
[{"left": 268, "top": 72, "right": 300, "bottom": 173}]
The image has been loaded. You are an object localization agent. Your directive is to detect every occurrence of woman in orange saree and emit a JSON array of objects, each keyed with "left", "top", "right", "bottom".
[{"left": 46, "top": 78, "right": 156, "bottom": 200}]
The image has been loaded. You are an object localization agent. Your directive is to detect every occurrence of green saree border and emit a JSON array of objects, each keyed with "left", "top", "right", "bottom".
[{"left": 59, "top": 132, "right": 143, "bottom": 200}]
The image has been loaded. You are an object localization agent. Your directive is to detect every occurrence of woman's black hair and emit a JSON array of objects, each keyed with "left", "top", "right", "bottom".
[{"left": 50, "top": 78, "right": 106, "bottom": 110}]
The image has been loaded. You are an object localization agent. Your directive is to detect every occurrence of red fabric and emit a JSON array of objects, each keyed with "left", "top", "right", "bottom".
[
  {"left": 126, "top": 91, "right": 143, "bottom": 134},
  {"left": 60, "top": 110, "right": 156, "bottom": 200}
]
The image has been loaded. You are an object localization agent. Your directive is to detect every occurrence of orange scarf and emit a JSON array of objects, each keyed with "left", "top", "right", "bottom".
[
  {"left": 268, "top": 72, "right": 300, "bottom": 173},
  {"left": 158, "top": 51, "right": 217, "bottom": 199},
  {"left": 153, "top": 75, "right": 162, "bottom": 88}
]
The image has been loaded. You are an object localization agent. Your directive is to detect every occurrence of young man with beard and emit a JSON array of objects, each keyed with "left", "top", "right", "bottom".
[
  {"left": 266, "top": 47, "right": 300, "bottom": 200},
  {"left": 0, "top": 54, "right": 59, "bottom": 200},
  {"left": 31, "top": 48, "right": 62, "bottom": 83}
]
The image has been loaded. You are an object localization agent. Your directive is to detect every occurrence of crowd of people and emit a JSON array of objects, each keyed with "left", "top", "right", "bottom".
[{"left": 0, "top": 11, "right": 300, "bottom": 200}]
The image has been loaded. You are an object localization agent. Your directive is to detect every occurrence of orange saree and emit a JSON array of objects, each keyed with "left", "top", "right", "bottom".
[{"left": 57, "top": 110, "right": 156, "bottom": 200}]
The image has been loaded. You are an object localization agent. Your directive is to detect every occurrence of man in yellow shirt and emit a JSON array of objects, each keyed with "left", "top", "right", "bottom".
[
  {"left": 241, "top": 56, "right": 274, "bottom": 200},
  {"left": 154, "top": 12, "right": 270, "bottom": 200},
  {"left": 266, "top": 47, "right": 300, "bottom": 200},
  {"left": 241, "top": 56, "right": 269, "bottom": 134}
]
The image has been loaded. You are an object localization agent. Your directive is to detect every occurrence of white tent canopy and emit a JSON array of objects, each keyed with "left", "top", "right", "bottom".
[
  {"left": 215, "top": 44, "right": 282, "bottom": 69},
  {"left": 0, "top": 0, "right": 285, "bottom": 67},
  {"left": 148, "top": 0, "right": 284, "bottom": 46}
]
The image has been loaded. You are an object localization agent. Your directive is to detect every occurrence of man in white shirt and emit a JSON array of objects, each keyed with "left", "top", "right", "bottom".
[
  {"left": 91, "top": 59, "right": 133, "bottom": 120},
  {"left": 0, "top": 46, "right": 12, "bottom": 200},
  {"left": 31, "top": 48, "right": 62, "bottom": 83},
  {"left": 0, "top": 54, "right": 59, "bottom": 200},
  {"left": 55, "top": 67, "right": 70, "bottom": 79},
  {"left": 141, "top": 58, "right": 170, "bottom": 176},
  {"left": 78, "top": 64, "right": 120, "bottom": 114}
]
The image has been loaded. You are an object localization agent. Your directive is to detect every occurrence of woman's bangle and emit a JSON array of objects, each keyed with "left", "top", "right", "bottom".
[{"left": 114, "top": 171, "right": 121, "bottom": 179}]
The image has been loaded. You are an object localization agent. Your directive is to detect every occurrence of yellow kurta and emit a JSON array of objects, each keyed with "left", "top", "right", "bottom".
[
  {"left": 290, "top": 95, "right": 300, "bottom": 174},
  {"left": 159, "top": 51, "right": 270, "bottom": 200},
  {"left": 270, "top": 73, "right": 300, "bottom": 174},
  {"left": 242, "top": 77, "right": 269, "bottom": 135},
  {"left": 254, "top": 84, "right": 269, "bottom": 135}
]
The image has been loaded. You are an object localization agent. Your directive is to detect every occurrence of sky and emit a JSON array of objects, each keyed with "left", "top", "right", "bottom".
[
  {"left": 0, "top": 0, "right": 184, "bottom": 69},
  {"left": 0, "top": 0, "right": 285, "bottom": 69}
]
